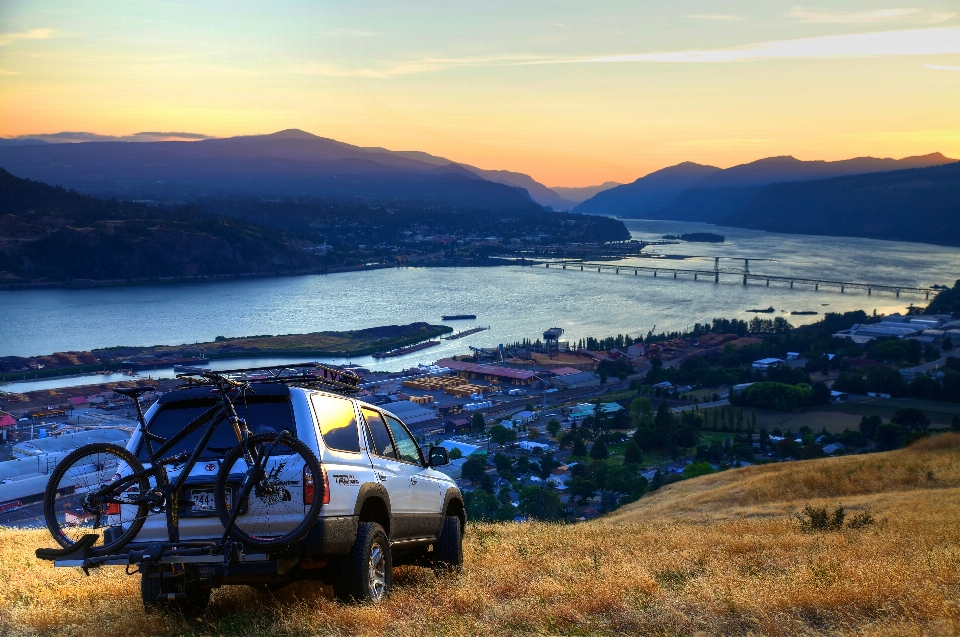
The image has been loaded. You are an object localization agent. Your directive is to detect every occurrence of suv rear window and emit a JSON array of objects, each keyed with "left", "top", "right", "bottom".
[{"left": 139, "top": 395, "right": 295, "bottom": 461}]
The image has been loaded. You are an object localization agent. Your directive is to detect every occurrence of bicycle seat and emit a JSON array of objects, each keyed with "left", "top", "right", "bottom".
[{"left": 114, "top": 386, "right": 156, "bottom": 398}]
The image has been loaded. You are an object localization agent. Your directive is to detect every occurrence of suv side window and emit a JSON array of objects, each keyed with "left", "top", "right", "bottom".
[
  {"left": 384, "top": 415, "right": 423, "bottom": 465},
  {"left": 362, "top": 408, "right": 396, "bottom": 460},
  {"left": 312, "top": 394, "right": 361, "bottom": 453}
]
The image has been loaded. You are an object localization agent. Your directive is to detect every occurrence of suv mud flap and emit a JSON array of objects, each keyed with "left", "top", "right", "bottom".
[{"left": 272, "top": 515, "right": 359, "bottom": 557}]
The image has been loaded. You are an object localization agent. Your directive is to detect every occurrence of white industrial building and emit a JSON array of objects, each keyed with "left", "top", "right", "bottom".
[
  {"left": 834, "top": 314, "right": 956, "bottom": 343},
  {"left": 380, "top": 400, "right": 435, "bottom": 425},
  {"left": 752, "top": 358, "right": 784, "bottom": 371},
  {"left": 12, "top": 429, "right": 131, "bottom": 459}
]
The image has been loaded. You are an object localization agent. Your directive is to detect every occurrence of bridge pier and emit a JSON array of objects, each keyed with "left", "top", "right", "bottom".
[
  {"left": 815, "top": 282, "right": 819, "bottom": 291},
  {"left": 674, "top": 271, "right": 677, "bottom": 279},
  {"left": 597, "top": 266, "right": 601, "bottom": 273},
  {"left": 653, "top": 270, "right": 657, "bottom": 277},
  {"left": 841, "top": 285, "right": 845, "bottom": 293},
  {"left": 926, "top": 291, "right": 930, "bottom": 300},
  {"left": 868, "top": 287, "right": 871, "bottom": 295},
  {"left": 743, "top": 274, "right": 747, "bottom": 285},
  {"left": 896, "top": 289, "right": 900, "bottom": 298},
  {"left": 634, "top": 268, "right": 638, "bottom": 275},
  {"left": 580, "top": 265, "right": 583, "bottom": 271},
  {"left": 545, "top": 263, "right": 549, "bottom": 268},
  {"left": 694, "top": 273, "right": 698, "bottom": 281},
  {"left": 766, "top": 279, "right": 770, "bottom": 287},
  {"left": 790, "top": 280, "right": 794, "bottom": 289},
  {"left": 562, "top": 264, "right": 566, "bottom": 270}
]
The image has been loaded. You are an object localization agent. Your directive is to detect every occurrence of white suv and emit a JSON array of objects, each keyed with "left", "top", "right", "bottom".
[{"left": 125, "top": 382, "right": 465, "bottom": 612}]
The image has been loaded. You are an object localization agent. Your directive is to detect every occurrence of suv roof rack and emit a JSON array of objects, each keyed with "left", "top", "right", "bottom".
[{"left": 176, "top": 362, "right": 361, "bottom": 396}]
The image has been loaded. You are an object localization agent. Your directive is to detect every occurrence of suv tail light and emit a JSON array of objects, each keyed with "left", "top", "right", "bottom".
[
  {"left": 303, "top": 467, "right": 314, "bottom": 504},
  {"left": 321, "top": 467, "right": 330, "bottom": 505},
  {"left": 106, "top": 502, "right": 120, "bottom": 516},
  {"left": 304, "top": 467, "right": 330, "bottom": 506}
]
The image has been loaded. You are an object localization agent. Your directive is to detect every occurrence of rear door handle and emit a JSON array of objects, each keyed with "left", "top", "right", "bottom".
[{"left": 410, "top": 477, "right": 418, "bottom": 485}]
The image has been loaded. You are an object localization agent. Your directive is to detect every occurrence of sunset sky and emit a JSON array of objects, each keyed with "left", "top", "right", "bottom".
[{"left": 1, "top": 1, "right": 959, "bottom": 186}]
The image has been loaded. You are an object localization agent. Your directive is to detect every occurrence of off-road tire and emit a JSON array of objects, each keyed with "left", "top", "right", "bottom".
[
  {"left": 333, "top": 522, "right": 392, "bottom": 603},
  {"left": 141, "top": 570, "right": 211, "bottom": 616},
  {"left": 43, "top": 442, "right": 150, "bottom": 555},
  {"left": 432, "top": 515, "right": 463, "bottom": 573}
]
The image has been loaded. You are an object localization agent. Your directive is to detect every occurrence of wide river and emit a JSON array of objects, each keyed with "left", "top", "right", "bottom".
[{"left": 2, "top": 220, "right": 958, "bottom": 390}]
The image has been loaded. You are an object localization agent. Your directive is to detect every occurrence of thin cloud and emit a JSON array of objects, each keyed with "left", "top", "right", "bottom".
[
  {"left": 290, "top": 28, "right": 960, "bottom": 78},
  {"left": 318, "top": 28, "right": 374, "bottom": 37},
  {"left": 924, "top": 64, "right": 960, "bottom": 71},
  {"left": 580, "top": 27, "right": 960, "bottom": 63},
  {"left": 923, "top": 12, "right": 957, "bottom": 23},
  {"left": 8, "top": 132, "right": 216, "bottom": 143},
  {"left": 290, "top": 54, "right": 545, "bottom": 78},
  {"left": 687, "top": 15, "right": 743, "bottom": 21},
  {"left": 0, "top": 69, "right": 20, "bottom": 75},
  {"left": 788, "top": 7, "right": 921, "bottom": 23},
  {"left": 0, "top": 28, "right": 56, "bottom": 45}
]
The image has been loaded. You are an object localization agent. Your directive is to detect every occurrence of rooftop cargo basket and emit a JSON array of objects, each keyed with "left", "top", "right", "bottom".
[{"left": 176, "top": 362, "right": 361, "bottom": 396}]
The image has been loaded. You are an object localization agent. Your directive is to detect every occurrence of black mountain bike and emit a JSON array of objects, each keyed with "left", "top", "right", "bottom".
[{"left": 42, "top": 367, "right": 343, "bottom": 557}]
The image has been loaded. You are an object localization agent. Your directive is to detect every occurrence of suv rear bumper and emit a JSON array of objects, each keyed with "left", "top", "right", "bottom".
[{"left": 126, "top": 515, "right": 359, "bottom": 559}]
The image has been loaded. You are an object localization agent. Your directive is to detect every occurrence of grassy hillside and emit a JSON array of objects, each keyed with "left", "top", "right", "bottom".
[{"left": 2, "top": 435, "right": 959, "bottom": 636}]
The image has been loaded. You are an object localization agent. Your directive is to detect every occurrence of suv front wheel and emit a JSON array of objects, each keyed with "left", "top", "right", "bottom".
[
  {"left": 334, "top": 522, "right": 392, "bottom": 603},
  {"left": 432, "top": 515, "right": 463, "bottom": 573}
]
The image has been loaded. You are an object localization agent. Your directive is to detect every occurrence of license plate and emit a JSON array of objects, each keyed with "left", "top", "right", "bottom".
[{"left": 190, "top": 488, "right": 229, "bottom": 512}]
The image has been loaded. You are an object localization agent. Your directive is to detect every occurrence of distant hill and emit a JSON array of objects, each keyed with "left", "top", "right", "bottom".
[
  {"left": 0, "top": 168, "right": 631, "bottom": 285},
  {"left": 0, "top": 129, "right": 547, "bottom": 212},
  {"left": 362, "top": 147, "right": 577, "bottom": 210},
  {"left": 0, "top": 168, "right": 322, "bottom": 284},
  {"left": 577, "top": 153, "right": 955, "bottom": 221},
  {"left": 550, "top": 182, "right": 621, "bottom": 204},
  {"left": 573, "top": 162, "right": 720, "bottom": 216},
  {"left": 722, "top": 162, "right": 960, "bottom": 247},
  {"left": 651, "top": 153, "right": 956, "bottom": 222}
]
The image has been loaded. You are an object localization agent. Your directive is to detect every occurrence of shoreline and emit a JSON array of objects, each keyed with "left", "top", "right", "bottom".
[
  {"left": 0, "top": 259, "right": 540, "bottom": 292},
  {"left": 0, "top": 323, "right": 453, "bottom": 383}
]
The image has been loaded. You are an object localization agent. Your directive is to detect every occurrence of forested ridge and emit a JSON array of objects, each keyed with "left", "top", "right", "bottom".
[
  {"left": 0, "top": 168, "right": 630, "bottom": 284},
  {"left": 0, "top": 168, "right": 319, "bottom": 282}
]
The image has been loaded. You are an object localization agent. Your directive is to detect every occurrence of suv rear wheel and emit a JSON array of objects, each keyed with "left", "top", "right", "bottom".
[
  {"left": 432, "top": 515, "right": 463, "bottom": 573},
  {"left": 334, "top": 522, "right": 392, "bottom": 603}
]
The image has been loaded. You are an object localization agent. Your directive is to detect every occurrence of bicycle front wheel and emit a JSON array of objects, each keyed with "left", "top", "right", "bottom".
[
  {"left": 215, "top": 433, "right": 323, "bottom": 551},
  {"left": 44, "top": 443, "right": 150, "bottom": 555}
]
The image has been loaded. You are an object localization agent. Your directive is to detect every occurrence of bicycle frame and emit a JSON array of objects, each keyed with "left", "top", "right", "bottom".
[{"left": 103, "top": 386, "right": 252, "bottom": 544}]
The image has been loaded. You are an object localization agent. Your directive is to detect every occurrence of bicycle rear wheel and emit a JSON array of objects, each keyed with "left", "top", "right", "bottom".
[
  {"left": 215, "top": 433, "right": 323, "bottom": 551},
  {"left": 44, "top": 443, "right": 150, "bottom": 555}
]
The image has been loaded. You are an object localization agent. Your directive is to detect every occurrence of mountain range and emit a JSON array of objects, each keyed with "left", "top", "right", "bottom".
[
  {"left": 0, "top": 129, "right": 555, "bottom": 212},
  {"left": 0, "top": 129, "right": 597, "bottom": 211},
  {"left": 725, "top": 162, "right": 960, "bottom": 247},
  {"left": 2, "top": 129, "right": 957, "bottom": 246},
  {"left": 574, "top": 153, "right": 956, "bottom": 221}
]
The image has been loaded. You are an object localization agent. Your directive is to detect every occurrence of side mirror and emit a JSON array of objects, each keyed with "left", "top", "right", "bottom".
[{"left": 428, "top": 446, "right": 450, "bottom": 467}]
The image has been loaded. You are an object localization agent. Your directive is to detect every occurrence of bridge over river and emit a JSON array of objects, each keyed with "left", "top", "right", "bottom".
[{"left": 545, "top": 258, "right": 938, "bottom": 299}]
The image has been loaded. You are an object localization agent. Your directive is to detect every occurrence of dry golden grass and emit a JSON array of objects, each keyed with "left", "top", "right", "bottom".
[{"left": 3, "top": 435, "right": 960, "bottom": 636}]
